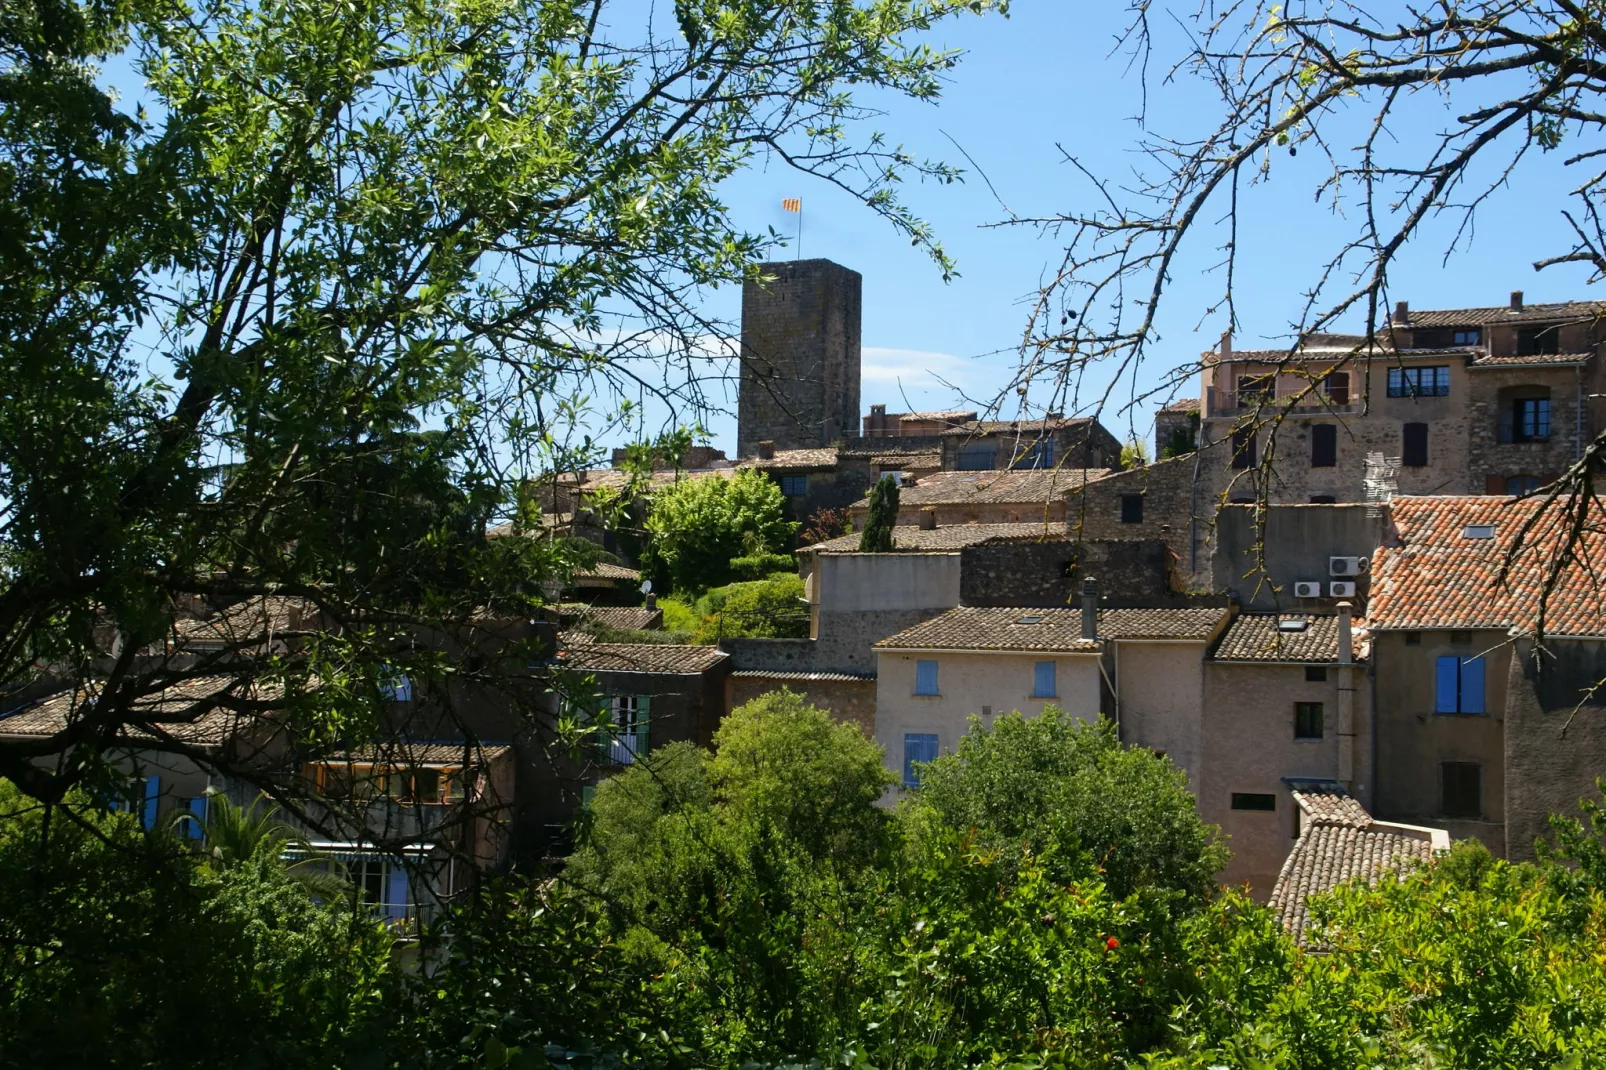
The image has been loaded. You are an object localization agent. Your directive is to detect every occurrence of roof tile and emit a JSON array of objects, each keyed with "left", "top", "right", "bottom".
[
  {"left": 801, "top": 521, "right": 1068, "bottom": 555},
  {"left": 1212, "top": 613, "right": 1370, "bottom": 663},
  {"left": 555, "top": 635, "right": 726, "bottom": 674},
  {"left": 875, "top": 606, "right": 1228, "bottom": 652}
]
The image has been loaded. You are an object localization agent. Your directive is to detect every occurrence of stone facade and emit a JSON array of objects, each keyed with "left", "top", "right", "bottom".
[
  {"left": 737, "top": 259, "right": 862, "bottom": 457},
  {"left": 1069, "top": 456, "right": 1205, "bottom": 581},
  {"left": 1502, "top": 637, "right": 1606, "bottom": 862},
  {"left": 958, "top": 538, "right": 1178, "bottom": 608},
  {"left": 937, "top": 419, "right": 1122, "bottom": 473}
]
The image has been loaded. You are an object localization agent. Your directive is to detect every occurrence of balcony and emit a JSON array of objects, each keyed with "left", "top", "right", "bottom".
[{"left": 1206, "top": 387, "right": 1362, "bottom": 420}]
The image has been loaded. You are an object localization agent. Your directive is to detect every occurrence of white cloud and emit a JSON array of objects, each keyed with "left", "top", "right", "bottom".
[{"left": 860, "top": 346, "right": 970, "bottom": 389}]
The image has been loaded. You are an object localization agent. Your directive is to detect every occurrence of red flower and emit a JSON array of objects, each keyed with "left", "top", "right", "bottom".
[{"left": 1105, "top": 936, "right": 1120, "bottom": 950}]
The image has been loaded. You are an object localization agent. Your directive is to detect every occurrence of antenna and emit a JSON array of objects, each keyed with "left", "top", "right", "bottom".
[{"left": 1363, "top": 451, "right": 1400, "bottom": 518}]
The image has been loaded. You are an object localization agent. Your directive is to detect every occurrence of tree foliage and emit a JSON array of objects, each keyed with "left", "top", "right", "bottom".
[
  {"left": 858, "top": 474, "right": 901, "bottom": 552},
  {"left": 642, "top": 469, "right": 798, "bottom": 595}
]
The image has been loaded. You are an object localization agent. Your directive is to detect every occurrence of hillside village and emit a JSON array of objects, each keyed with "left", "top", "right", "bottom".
[{"left": 9, "top": 258, "right": 1605, "bottom": 939}]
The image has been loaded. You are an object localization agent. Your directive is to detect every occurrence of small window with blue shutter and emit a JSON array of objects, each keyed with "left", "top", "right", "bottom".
[
  {"left": 903, "top": 733, "right": 938, "bottom": 789},
  {"left": 1435, "top": 655, "right": 1486, "bottom": 714},
  {"left": 914, "top": 659, "right": 939, "bottom": 695},
  {"left": 142, "top": 776, "right": 160, "bottom": 831},
  {"left": 1033, "top": 661, "right": 1057, "bottom": 698},
  {"left": 184, "top": 795, "right": 209, "bottom": 839}
]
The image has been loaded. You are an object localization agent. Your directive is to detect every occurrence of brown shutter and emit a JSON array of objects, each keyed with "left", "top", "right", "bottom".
[{"left": 1485, "top": 474, "right": 1505, "bottom": 495}]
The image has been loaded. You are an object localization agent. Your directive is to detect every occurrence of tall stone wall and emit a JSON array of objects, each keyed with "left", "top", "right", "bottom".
[
  {"left": 737, "top": 259, "right": 862, "bottom": 457},
  {"left": 958, "top": 538, "right": 1178, "bottom": 607},
  {"left": 1504, "top": 637, "right": 1606, "bottom": 862}
]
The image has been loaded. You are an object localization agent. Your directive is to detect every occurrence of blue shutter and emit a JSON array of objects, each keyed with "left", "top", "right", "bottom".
[
  {"left": 142, "top": 776, "right": 160, "bottom": 830},
  {"left": 185, "top": 796, "right": 208, "bottom": 839},
  {"left": 1435, "top": 656, "right": 1461, "bottom": 713},
  {"left": 915, "top": 660, "right": 939, "bottom": 695},
  {"left": 1460, "top": 657, "right": 1486, "bottom": 714},
  {"left": 903, "top": 734, "right": 938, "bottom": 789},
  {"left": 1033, "top": 661, "right": 1056, "bottom": 698},
  {"left": 386, "top": 862, "right": 411, "bottom": 921}
]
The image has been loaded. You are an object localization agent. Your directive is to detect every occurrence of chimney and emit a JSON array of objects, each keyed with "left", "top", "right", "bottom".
[
  {"left": 1220, "top": 330, "right": 1233, "bottom": 359},
  {"left": 757, "top": 439, "right": 775, "bottom": 460},
  {"left": 1510, "top": 290, "right": 1524, "bottom": 313},
  {"left": 1337, "top": 601, "right": 1354, "bottom": 665},
  {"left": 644, "top": 592, "right": 658, "bottom": 611},
  {"left": 918, "top": 508, "right": 937, "bottom": 530},
  {"left": 1393, "top": 300, "right": 1410, "bottom": 324},
  {"left": 1081, "top": 577, "right": 1099, "bottom": 641}
]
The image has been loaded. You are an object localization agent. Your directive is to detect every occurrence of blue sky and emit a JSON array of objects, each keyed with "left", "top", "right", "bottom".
[{"left": 656, "top": 2, "right": 1599, "bottom": 458}]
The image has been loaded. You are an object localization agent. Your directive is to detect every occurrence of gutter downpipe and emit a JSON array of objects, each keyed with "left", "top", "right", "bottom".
[{"left": 1337, "top": 601, "right": 1356, "bottom": 785}]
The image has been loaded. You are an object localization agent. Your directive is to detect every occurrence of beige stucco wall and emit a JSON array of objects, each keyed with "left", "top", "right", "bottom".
[
  {"left": 1111, "top": 641, "right": 1208, "bottom": 790},
  {"left": 815, "top": 552, "right": 961, "bottom": 613},
  {"left": 1199, "top": 660, "right": 1375, "bottom": 898},
  {"left": 1372, "top": 628, "right": 1508, "bottom": 855},
  {"left": 874, "top": 650, "right": 1102, "bottom": 783}
]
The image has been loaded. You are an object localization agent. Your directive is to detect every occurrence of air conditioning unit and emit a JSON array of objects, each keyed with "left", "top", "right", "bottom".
[
  {"left": 1294, "top": 581, "right": 1323, "bottom": 598},
  {"left": 1330, "top": 556, "right": 1369, "bottom": 577},
  {"left": 1330, "top": 581, "right": 1357, "bottom": 598}
]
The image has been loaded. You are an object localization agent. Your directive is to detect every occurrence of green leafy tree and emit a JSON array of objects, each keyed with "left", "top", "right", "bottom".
[
  {"left": 858, "top": 474, "right": 901, "bottom": 552},
  {"left": 642, "top": 470, "right": 798, "bottom": 595},
  {"left": 691, "top": 575, "right": 810, "bottom": 641},
  {"left": 0, "top": 0, "right": 1000, "bottom": 802},
  {"left": 908, "top": 710, "right": 1227, "bottom": 902}
]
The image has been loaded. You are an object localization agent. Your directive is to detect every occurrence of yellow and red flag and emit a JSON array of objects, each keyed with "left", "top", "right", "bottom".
[{"left": 781, "top": 197, "right": 801, "bottom": 213}]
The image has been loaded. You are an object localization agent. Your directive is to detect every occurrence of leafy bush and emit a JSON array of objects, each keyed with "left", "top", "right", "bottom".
[
  {"left": 728, "top": 552, "right": 797, "bottom": 580},
  {"left": 641, "top": 469, "right": 797, "bottom": 595},
  {"left": 655, "top": 597, "right": 700, "bottom": 633},
  {"left": 691, "top": 576, "right": 809, "bottom": 641},
  {"left": 799, "top": 506, "right": 853, "bottom": 545}
]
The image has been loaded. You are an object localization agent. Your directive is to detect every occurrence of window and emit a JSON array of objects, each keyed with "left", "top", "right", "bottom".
[
  {"left": 1442, "top": 762, "right": 1482, "bottom": 819},
  {"left": 1387, "top": 366, "right": 1450, "bottom": 397},
  {"left": 1323, "top": 372, "right": 1350, "bottom": 405},
  {"left": 957, "top": 443, "right": 996, "bottom": 471},
  {"left": 1513, "top": 397, "right": 1551, "bottom": 442},
  {"left": 1231, "top": 426, "right": 1257, "bottom": 469},
  {"left": 1506, "top": 475, "right": 1541, "bottom": 496},
  {"left": 1405, "top": 631, "right": 1422, "bottom": 646},
  {"left": 1237, "top": 373, "right": 1275, "bottom": 404},
  {"left": 1309, "top": 495, "right": 1337, "bottom": 504},
  {"left": 1402, "top": 422, "right": 1429, "bottom": 467},
  {"left": 1295, "top": 702, "right": 1324, "bottom": 740},
  {"left": 1231, "top": 793, "right": 1277, "bottom": 812},
  {"left": 1012, "top": 438, "right": 1055, "bottom": 469},
  {"left": 1517, "top": 325, "right": 1561, "bottom": 356},
  {"left": 1462, "top": 524, "right": 1496, "bottom": 539},
  {"left": 1120, "top": 494, "right": 1144, "bottom": 524},
  {"left": 1435, "top": 655, "right": 1486, "bottom": 714},
  {"left": 1310, "top": 424, "right": 1337, "bottom": 467},
  {"left": 1033, "top": 661, "right": 1057, "bottom": 698},
  {"left": 903, "top": 733, "right": 938, "bottom": 789},
  {"left": 1305, "top": 666, "right": 1328, "bottom": 682},
  {"left": 780, "top": 474, "right": 808, "bottom": 497},
  {"left": 1453, "top": 329, "right": 1481, "bottom": 346},
  {"left": 914, "top": 659, "right": 939, "bottom": 696},
  {"left": 607, "top": 695, "right": 650, "bottom": 764}
]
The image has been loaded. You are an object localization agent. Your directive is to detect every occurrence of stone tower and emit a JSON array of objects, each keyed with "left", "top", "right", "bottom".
[{"left": 736, "top": 259, "right": 862, "bottom": 458}]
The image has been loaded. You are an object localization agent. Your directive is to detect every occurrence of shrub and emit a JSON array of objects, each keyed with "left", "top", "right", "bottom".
[
  {"left": 692, "top": 576, "right": 809, "bottom": 641},
  {"left": 728, "top": 552, "right": 797, "bottom": 580},
  {"left": 641, "top": 469, "right": 797, "bottom": 595}
]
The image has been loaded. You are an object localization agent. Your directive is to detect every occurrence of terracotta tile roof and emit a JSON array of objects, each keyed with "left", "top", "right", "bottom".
[
  {"left": 800, "top": 521, "right": 1069, "bottom": 555},
  {"left": 855, "top": 469, "right": 1106, "bottom": 510},
  {"left": 173, "top": 596, "right": 316, "bottom": 649},
  {"left": 901, "top": 410, "right": 978, "bottom": 421},
  {"left": 1402, "top": 300, "right": 1606, "bottom": 327},
  {"left": 0, "top": 676, "right": 280, "bottom": 746},
  {"left": 876, "top": 607, "right": 1101, "bottom": 653},
  {"left": 870, "top": 452, "right": 941, "bottom": 469},
  {"left": 1158, "top": 397, "right": 1202, "bottom": 413},
  {"left": 554, "top": 634, "right": 726, "bottom": 674},
  {"left": 1270, "top": 790, "right": 1443, "bottom": 946},
  {"left": 1469, "top": 351, "right": 1594, "bottom": 367},
  {"left": 728, "top": 669, "right": 876, "bottom": 682},
  {"left": 332, "top": 740, "right": 513, "bottom": 766},
  {"left": 574, "top": 562, "right": 640, "bottom": 582},
  {"left": 940, "top": 417, "right": 1094, "bottom": 436},
  {"left": 1212, "top": 614, "right": 1370, "bottom": 663},
  {"left": 1369, "top": 496, "right": 1606, "bottom": 636},
  {"left": 1098, "top": 607, "right": 1231, "bottom": 639},
  {"left": 563, "top": 605, "right": 662, "bottom": 632},
  {"left": 739, "top": 448, "right": 842, "bottom": 471}
]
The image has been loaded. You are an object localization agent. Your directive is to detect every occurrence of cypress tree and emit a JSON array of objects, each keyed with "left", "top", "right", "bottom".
[{"left": 858, "top": 475, "right": 900, "bottom": 552}]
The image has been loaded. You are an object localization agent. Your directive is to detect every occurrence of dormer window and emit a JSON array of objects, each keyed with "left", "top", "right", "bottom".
[
  {"left": 1452, "top": 329, "right": 1481, "bottom": 346},
  {"left": 1517, "top": 325, "right": 1561, "bottom": 356}
]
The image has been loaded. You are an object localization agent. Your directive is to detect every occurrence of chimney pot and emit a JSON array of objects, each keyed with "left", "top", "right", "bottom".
[
  {"left": 757, "top": 440, "right": 775, "bottom": 460},
  {"left": 1081, "top": 577, "right": 1099, "bottom": 641},
  {"left": 918, "top": 508, "right": 937, "bottom": 530},
  {"left": 1394, "top": 300, "right": 1410, "bottom": 323},
  {"left": 1220, "top": 330, "right": 1233, "bottom": 359},
  {"left": 1337, "top": 600, "right": 1354, "bottom": 665},
  {"left": 644, "top": 592, "right": 658, "bottom": 611},
  {"left": 1511, "top": 290, "right": 1524, "bottom": 313}
]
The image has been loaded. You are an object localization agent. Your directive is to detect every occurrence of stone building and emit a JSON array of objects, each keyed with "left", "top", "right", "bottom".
[
  {"left": 861, "top": 405, "right": 976, "bottom": 437},
  {"left": 938, "top": 416, "right": 1122, "bottom": 473},
  {"left": 846, "top": 468, "right": 1107, "bottom": 527},
  {"left": 1188, "top": 294, "right": 1606, "bottom": 509},
  {"left": 1367, "top": 494, "right": 1606, "bottom": 860},
  {"left": 736, "top": 259, "right": 862, "bottom": 458}
]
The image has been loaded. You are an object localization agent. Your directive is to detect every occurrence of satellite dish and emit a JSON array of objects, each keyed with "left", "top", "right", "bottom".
[{"left": 640, "top": 579, "right": 653, "bottom": 595}]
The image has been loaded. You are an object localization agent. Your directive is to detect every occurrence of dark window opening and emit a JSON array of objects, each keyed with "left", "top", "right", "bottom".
[
  {"left": 1405, "top": 631, "right": 1422, "bottom": 646},
  {"left": 780, "top": 474, "right": 808, "bottom": 497},
  {"left": 1402, "top": 422, "right": 1429, "bottom": 467},
  {"left": 1506, "top": 475, "right": 1542, "bottom": 496},
  {"left": 1305, "top": 666, "right": 1328, "bottom": 682},
  {"left": 1311, "top": 424, "right": 1337, "bottom": 467},
  {"left": 1295, "top": 702, "right": 1324, "bottom": 740},
  {"left": 1323, "top": 371, "right": 1351, "bottom": 404},
  {"left": 1453, "top": 329, "right": 1481, "bottom": 346},
  {"left": 1237, "top": 373, "right": 1275, "bottom": 404},
  {"left": 957, "top": 443, "right": 996, "bottom": 471},
  {"left": 1517, "top": 326, "right": 1561, "bottom": 356},
  {"left": 1513, "top": 397, "right": 1551, "bottom": 442},
  {"left": 1450, "top": 630, "right": 1472, "bottom": 646},
  {"left": 1231, "top": 792, "right": 1277, "bottom": 812},
  {"left": 1442, "top": 762, "right": 1482, "bottom": 819},
  {"left": 1120, "top": 494, "right": 1144, "bottom": 524},
  {"left": 1231, "top": 427, "right": 1257, "bottom": 469},
  {"left": 1309, "top": 495, "right": 1337, "bottom": 504},
  {"left": 1388, "top": 366, "right": 1450, "bottom": 397}
]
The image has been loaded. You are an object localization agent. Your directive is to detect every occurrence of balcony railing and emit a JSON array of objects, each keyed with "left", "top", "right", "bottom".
[{"left": 1206, "top": 388, "right": 1362, "bottom": 419}]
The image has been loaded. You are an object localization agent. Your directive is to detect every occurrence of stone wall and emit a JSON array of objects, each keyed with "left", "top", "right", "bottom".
[
  {"left": 1069, "top": 456, "right": 1205, "bottom": 582},
  {"left": 1503, "top": 637, "right": 1606, "bottom": 862},
  {"left": 958, "top": 538, "right": 1178, "bottom": 607},
  {"left": 724, "top": 674, "right": 877, "bottom": 736},
  {"left": 1211, "top": 503, "right": 1387, "bottom": 611},
  {"left": 1465, "top": 365, "right": 1589, "bottom": 492},
  {"left": 737, "top": 259, "right": 861, "bottom": 456}
]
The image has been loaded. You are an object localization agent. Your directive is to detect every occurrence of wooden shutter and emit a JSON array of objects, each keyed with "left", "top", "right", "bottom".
[
  {"left": 1311, "top": 424, "right": 1337, "bottom": 467},
  {"left": 636, "top": 695, "right": 651, "bottom": 754},
  {"left": 1485, "top": 474, "right": 1505, "bottom": 495},
  {"left": 142, "top": 776, "right": 160, "bottom": 831},
  {"left": 1033, "top": 661, "right": 1057, "bottom": 698},
  {"left": 1402, "top": 422, "right": 1429, "bottom": 467},
  {"left": 1435, "top": 656, "right": 1460, "bottom": 713},
  {"left": 1459, "top": 657, "right": 1486, "bottom": 715}
]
